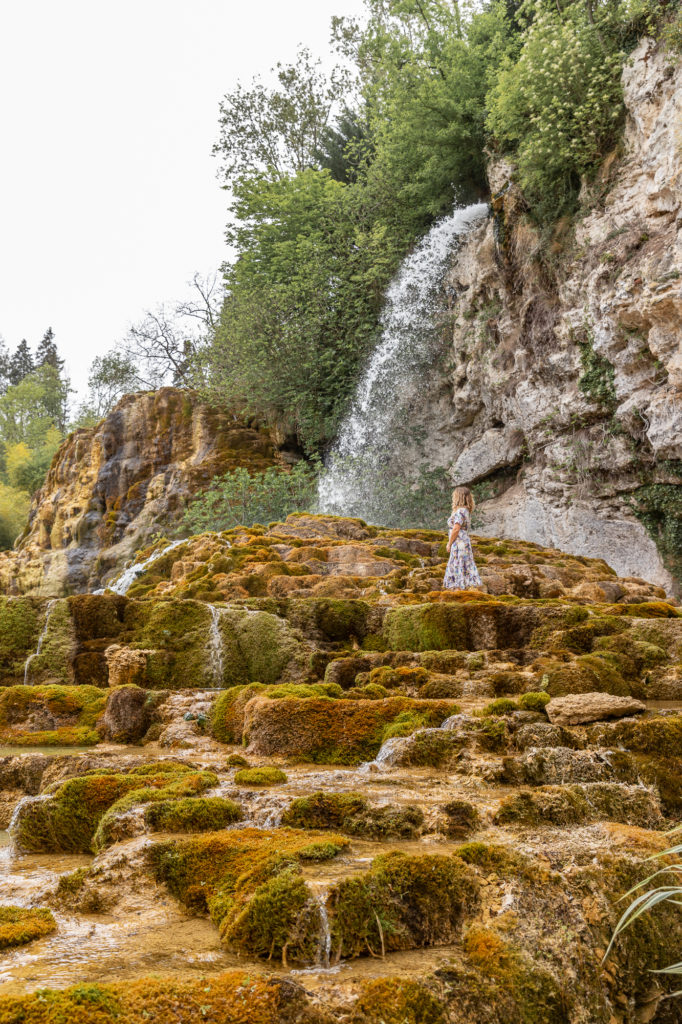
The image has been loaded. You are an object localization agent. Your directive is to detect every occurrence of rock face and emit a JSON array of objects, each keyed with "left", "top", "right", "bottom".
[
  {"left": 0, "top": 387, "right": 283, "bottom": 597},
  {"left": 415, "top": 40, "right": 682, "bottom": 593},
  {"left": 546, "top": 692, "right": 646, "bottom": 727}
]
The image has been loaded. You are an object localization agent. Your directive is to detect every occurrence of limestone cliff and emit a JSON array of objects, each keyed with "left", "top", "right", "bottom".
[
  {"left": 427, "top": 39, "right": 681, "bottom": 592},
  {"left": 0, "top": 387, "right": 282, "bottom": 596}
]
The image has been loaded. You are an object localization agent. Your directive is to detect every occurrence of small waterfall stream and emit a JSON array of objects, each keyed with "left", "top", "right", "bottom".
[
  {"left": 23, "top": 600, "right": 57, "bottom": 684},
  {"left": 207, "top": 606, "right": 225, "bottom": 688},
  {"left": 100, "top": 538, "right": 187, "bottom": 595},
  {"left": 318, "top": 202, "right": 489, "bottom": 525}
]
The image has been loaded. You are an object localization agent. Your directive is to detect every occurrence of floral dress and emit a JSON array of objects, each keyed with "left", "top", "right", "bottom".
[{"left": 443, "top": 508, "right": 482, "bottom": 590}]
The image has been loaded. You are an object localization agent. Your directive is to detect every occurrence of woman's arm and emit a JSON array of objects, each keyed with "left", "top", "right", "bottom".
[{"left": 446, "top": 523, "right": 461, "bottom": 553}]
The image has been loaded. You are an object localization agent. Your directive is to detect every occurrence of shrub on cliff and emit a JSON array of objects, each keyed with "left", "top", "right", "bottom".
[{"left": 181, "top": 462, "right": 317, "bottom": 533}]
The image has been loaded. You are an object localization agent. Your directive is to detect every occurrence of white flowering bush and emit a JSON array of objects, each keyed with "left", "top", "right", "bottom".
[{"left": 487, "top": 2, "right": 625, "bottom": 214}]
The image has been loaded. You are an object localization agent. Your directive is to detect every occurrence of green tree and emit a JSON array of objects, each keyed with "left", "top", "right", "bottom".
[
  {"left": 214, "top": 47, "right": 348, "bottom": 186},
  {"left": 8, "top": 340, "right": 34, "bottom": 386}
]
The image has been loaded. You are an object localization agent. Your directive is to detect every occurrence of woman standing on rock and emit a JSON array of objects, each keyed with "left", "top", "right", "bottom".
[{"left": 444, "top": 486, "right": 482, "bottom": 591}]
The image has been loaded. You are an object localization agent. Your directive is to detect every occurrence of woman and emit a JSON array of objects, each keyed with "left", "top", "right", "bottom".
[{"left": 443, "top": 486, "right": 482, "bottom": 591}]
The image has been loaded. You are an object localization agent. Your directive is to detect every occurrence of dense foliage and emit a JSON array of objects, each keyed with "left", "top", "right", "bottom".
[
  {"left": 200, "top": 0, "right": 677, "bottom": 454},
  {"left": 0, "top": 331, "right": 70, "bottom": 548},
  {"left": 180, "top": 463, "right": 319, "bottom": 533}
]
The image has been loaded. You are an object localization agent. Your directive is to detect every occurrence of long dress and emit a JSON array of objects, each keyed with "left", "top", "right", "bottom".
[{"left": 443, "top": 507, "right": 482, "bottom": 590}]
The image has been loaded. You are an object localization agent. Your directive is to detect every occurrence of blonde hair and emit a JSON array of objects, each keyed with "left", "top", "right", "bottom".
[{"left": 452, "top": 486, "right": 475, "bottom": 513}]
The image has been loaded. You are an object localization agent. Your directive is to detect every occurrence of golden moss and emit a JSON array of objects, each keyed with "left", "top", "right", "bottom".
[
  {"left": 233, "top": 767, "right": 287, "bottom": 786},
  {"left": 0, "top": 906, "right": 56, "bottom": 949},
  {"left": 351, "top": 979, "right": 446, "bottom": 1024},
  {"left": 0, "top": 971, "right": 324, "bottom": 1024},
  {"left": 148, "top": 827, "right": 348, "bottom": 965},
  {"left": 0, "top": 684, "right": 106, "bottom": 747}
]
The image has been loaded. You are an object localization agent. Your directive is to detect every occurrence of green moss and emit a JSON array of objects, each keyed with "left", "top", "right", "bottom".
[
  {"left": 297, "top": 841, "right": 345, "bottom": 860},
  {"left": 26, "top": 600, "right": 76, "bottom": 684},
  {"left": 0, "top": 684, "right": 106, "bottom": 747},
  {"left": 0, "top": 597, "right": 41, "bottom": 682},
  {"left": 145, "top": 797, "right": 243, "bottom": 833},
  {"left": 233, "top": 767, "right": 287, "bottom": 786},
  {"left": 455, "top": 842, "right": 529, "bottom": 878},
  {"left": 383, "top": 603, "right": 467, "bottom": 652},
  {"left": 441, "top": 800, "right": 481, "bottom": 838},
  {"left": 586, "top": 715, "right": 682, "bottom": 757},
  {"left": 281, "top": 792, "right": 423, "bottom": 839},
  {"left": 481, "top": 697, "right": 518, "bottom": 716},
  {"left": 369, "top": 666, "right": 429, "bottom": 689},
  {"left": 518, "top": 691, "right": 551, "bottom": 712},
  {"left": 93, "top": 766, "right": 219, "bottom": 851},
  {"left": 225, "top": 754, "right": 249, "bottom": 767},
  {"left": 13, "top": 762, "right": 214, "bottom": 854},
  {"left": 287, "top": 598, "right": 370, "bottom": 641},
  {"left": 329, "top": 851, "right": 480, "bottom": 959},
  {"left": 56, "top": 868, "right": 88, "bottom": 897},
  {"left": 544, "top": 653, "right": 628, "bottom": 697},
  {"left": 629, "top": 483, "right": 682, "bottom": 589},
  {"left": 494, "top": 783, "right": 660, "bottom": 828},
  {"left": 0, "top": 906, "right": 56, "bottom": 949},
  {"left": 477, "top": 716, "right": 509, "bottom": 752}
]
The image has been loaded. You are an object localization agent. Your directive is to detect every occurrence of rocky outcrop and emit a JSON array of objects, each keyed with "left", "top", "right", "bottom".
[
  {"left": 546, "top": 692, "right": 646, "bottom": 727},
  {"left": 0, "top": 387, "right": 283, "bottom": 597},
  {"left": 419, "top": 40, "right": 682, "bottom": 593}
]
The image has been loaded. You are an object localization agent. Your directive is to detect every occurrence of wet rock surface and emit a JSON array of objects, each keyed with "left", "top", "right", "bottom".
[{"left": 0, "top": 514, "right": 680, "bottom": 1023}]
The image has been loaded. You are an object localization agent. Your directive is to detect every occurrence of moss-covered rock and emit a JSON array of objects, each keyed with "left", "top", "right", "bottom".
[
  {"left": 351, "top": 979, "right": 446, "bottom": 1024},
  {"left": 144, "top": 796, "right": 242, "bottom": 832},
  {"left": 329, "top": 851, "right": 480, "bottom": 959},
  {"left": 494, "top": 783, "right": 662, "bottom": 828},
  {"left": 0, "top": 971, "right": 331, "bottom": 1024},
  {"left": 243, "top": 696, "right": 457, "bottom": 764},
  {"left": 12, "top": 761, "right": 215, "bottom": 853},
  {"left": 0, "top": 684, "right": 106, "bottom": 746},
  {"left": 281, "top": 792, "right": 424, "bottom": 839},
  {"left": 233, "top": 766, "right": 287, "bottom": 786},
  {"left": 0, "top": 906, "right": 56, "bottom": 949},
  {"left": 147, "top": 827, "right": 348, "bottom": 965}
]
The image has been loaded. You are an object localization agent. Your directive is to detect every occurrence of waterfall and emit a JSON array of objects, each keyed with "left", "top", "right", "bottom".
[
  {"left": 318, "top": 202, "right": 488, "bottom": 526},
  {"left": 102, "top": 539, "right": 186, "bottom": 595},
  {"left": 207, "top": 605, "right": 225, "bottom": 687},
  {"left": 23, "top": 600, "right": 57, "bottom": 685}
]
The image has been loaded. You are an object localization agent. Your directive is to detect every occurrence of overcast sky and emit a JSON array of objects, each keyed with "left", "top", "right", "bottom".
[{"left": 0, "top": 0, "right": 367, "bottom": 401}]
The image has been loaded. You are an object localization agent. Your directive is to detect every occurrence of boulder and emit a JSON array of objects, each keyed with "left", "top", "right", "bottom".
[
  {"left": 99, "top": 686, "right": 150, "bottom": 743},
  {"left": 546, "top": 692, "right": 646, "bottom": 727}
]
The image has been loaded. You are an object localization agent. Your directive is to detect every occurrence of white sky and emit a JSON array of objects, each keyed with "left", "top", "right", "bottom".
[{"left": 0, "top": 0, "right": 367, "bottom": 401}]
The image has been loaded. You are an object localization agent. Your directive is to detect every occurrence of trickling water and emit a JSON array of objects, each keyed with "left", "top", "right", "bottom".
[
  {"left": 101, "top": 539, "right": 187, "bottom": 596},
  {"left": 23, "top": 600, "right": 57, "bottom": 685},
  {"left": 318, "top": 202, "right": 489, "bottom": 526},
  {"left": 314, "top": 888, "right": 333, "bottom": 969},
  {"left": 207, "top": 606, "right": 225, "bottom": 688}
]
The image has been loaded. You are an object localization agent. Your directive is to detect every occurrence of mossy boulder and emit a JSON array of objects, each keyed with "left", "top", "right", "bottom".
[
  {"left": 147, "top": 827, "right": 349, "bottom": 965},
  {"left": 585, "top": 714, "right": 682, "bottom": 757},
  {"left": 329, "top": 851, "right": 480, "bottom": 959},
  {"left": 281, "top": 792, "right": 424, "bottom": 839},
  {"left": 494, "top": 783, "right": 662, "bottom": 828},
  {"left": 145, "top": 797, "right": 243, "bottom": 832},
  {"left": 0, "top": 906, "right": 56, "bottom": 949},
  {"left": 12, "top": 761, "right": 215, "bottom": 853},
  {"left": 242, "top": 696, "right": 456, "bottom": 764},
  {"left": 0, "top": 684, "right": 106, "bottom": 747},
  {"left": 233, "top": 767, "right": 287, "bottom": 786}
]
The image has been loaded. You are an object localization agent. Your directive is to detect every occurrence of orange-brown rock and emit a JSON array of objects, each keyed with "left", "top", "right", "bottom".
[{"left": 0, "top": 388, "right": 283, "bottom": 597}]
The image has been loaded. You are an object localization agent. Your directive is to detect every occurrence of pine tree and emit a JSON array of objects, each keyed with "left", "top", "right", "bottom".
[
  {"left": 0, "top": 339, "right": 11, "bottom": 394},
  {"left": 35, "top": 328, "right": 64, "bottom": 373},
  {"left": 8, "top": 340, "right": 34, "bottom": 386}
]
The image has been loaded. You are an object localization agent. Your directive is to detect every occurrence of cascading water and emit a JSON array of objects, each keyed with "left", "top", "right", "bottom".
[
  {"left": 318, "top": 202, "right": 488, "bottom": 526},
  {"left": 207, "top": 605, "right": 225, "bottom": 687},
  {"left": 100, "top": 539, "right": 187, "bottom": 596},
  {"left": 23, "top": 600, "right": 57, "bottom": 685}
]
